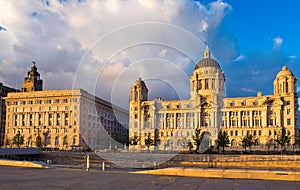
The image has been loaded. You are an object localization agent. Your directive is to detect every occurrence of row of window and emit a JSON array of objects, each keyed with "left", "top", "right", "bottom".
[
  {"left": 229, "top": 100, "right": 291, "bottom": 107},
  {"left": 8, "top": 98, "right": 78, "bottom": 106},
  {"left": 10, "top": 127, "right": 77, "bottom": 135},
  {"left": 8, "top": 106, "right": 71, "bottom": 113}
]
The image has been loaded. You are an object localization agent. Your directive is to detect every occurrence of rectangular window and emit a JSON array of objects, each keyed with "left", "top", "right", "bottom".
[
  {"left": 287, "top": 109, "right": 290, "bottom": 115},
  {"left": 287, "top": 118, "right": 291, "bottom": 125}
]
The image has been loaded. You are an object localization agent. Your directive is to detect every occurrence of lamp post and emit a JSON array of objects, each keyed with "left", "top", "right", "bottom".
[{"left": 17, "top": 130, "right": 20, "bottom": 148}]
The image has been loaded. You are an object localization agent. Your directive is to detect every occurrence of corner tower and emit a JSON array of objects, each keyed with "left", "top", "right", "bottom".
[
  {"left": 129, "top": 78, "right": 148, "bottom": 146},
  {"left": 273, "top": 66, "right": 298, "bottom": 143},
  {"left": 21, "top": 61, "right": 43, "bottom": 92}
]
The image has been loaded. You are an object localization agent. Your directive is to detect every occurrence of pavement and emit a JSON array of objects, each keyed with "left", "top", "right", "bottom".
[{"left": 0, "top": 166, "right": 300, "bottom": 190}]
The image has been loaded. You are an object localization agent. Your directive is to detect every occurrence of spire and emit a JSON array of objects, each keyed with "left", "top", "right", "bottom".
[
  {"left": 32, "top": 61, "right": 36, "bottom": 66},
  {"left": 204, "top": 45, "right": 211, "bottom": 58}
]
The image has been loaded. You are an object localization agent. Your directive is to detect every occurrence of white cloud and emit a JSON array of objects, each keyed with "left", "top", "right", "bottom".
[
  {"left": 273, "top": 36, "right": 283, "bottom": 50},
  {"left": 232, "top": 54, "right": 245, "bottom": 62},
  {"left": 240, "top": 88, "right": 256, "bottom": 93},
  {"left": 0, "top": 0, "right": 232, "bottom": 108}
]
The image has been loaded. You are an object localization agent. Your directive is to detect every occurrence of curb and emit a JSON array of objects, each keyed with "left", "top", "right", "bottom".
[
  {"left": 0, "top": 159, "right": 48, "bottom": 168},
  {"left": 130, "top": 167, "right": 300, "bottom": 181}
]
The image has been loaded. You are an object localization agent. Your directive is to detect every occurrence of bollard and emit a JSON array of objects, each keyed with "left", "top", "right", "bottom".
[
  {"left": 86, "top": 154, "right": 90, "bottom": 171},
  {"left": 102, "top": 161, "right": 105, "bottom": 171}
]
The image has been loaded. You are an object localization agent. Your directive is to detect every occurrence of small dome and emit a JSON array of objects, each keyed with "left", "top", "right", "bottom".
[
  {"left": 134, "top": 77, "right": 146, "bottom": 86},
  {"left": 276, "top": 66, "right": 294, "bottom": 78}
]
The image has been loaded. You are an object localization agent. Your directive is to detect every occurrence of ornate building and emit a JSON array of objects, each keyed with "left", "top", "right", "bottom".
[
  {"left": 4, "top": 63, "right": 128, "bottom": 150},
  {"left": 129, "top": 47, "right": 299, "bottom": 151}
]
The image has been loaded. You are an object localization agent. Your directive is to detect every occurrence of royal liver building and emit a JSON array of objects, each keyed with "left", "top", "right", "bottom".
[{"left": 129, "top": 47, "right": 299, "bottom": 151}]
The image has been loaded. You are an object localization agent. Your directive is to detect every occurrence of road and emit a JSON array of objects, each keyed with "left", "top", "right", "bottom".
[{"left": 0, "top": 166, "right": 299, "bottom": 190}]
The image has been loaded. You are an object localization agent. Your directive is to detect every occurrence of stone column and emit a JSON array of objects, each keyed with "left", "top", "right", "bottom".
[
  {"left": 250, "top": 111, "right": 253, "bottom": 127},
  {"left": 226, "top": 112, "right": 230, "bottom": 128}
]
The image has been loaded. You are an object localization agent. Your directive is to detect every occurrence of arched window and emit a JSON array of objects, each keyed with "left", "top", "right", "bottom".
[
  {"left": 63, "top": 136, "right": 68, "bottom": 145},
  {"left": 55, "top": 136, "right": 59, "bottom": 146},
  {"left": 46, "top": 136, "right": 51, "bottom": 146},
  {"left": 231, "top": 139, "right": 236, "bottom": 147},
  {"left": 72, "top": 136, "right": 76, "bottom": 145}
]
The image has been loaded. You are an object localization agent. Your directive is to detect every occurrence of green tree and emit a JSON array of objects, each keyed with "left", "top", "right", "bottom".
[
  {"left": 144, "top": 134, "right": 154, "bottom": 152},
  {"left": 275, "top": 126, "right": 291, "bottom": 154},
  {"left": 5, "top": 138, "right": 11, "bottom": 148},
  {"left": 241, "top": 133, "right": 254, "bottom": 152},
  {"left": 178, "top": 137, "right": 189, "bottom": 149},
  {"left": 192, "top": 128, "right": 205, "bottom": 153},
  {"left": 217, "top": 130, "right": 230, "bottom": 154},
  {"left": 12, "top": 131, "right": 25, "bottom": 148},
  {"left": 129, "top": 136, "right": 139, "bottom": 146},
  {"left": 36, "top": 135, "right": 42, "bottom": 148}
]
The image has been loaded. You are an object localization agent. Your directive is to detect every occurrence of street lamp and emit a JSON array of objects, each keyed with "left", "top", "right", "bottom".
[{"left": 17, "top": 130, "right": 20, "bottom": 148}]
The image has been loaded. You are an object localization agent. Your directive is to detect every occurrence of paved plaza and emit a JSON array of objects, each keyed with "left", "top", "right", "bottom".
[{"left": 0, "top": 166, "right": 299, "bottom": 190}]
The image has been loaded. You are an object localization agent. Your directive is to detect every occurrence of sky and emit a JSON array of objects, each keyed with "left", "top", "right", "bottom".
[{"left": 0, "top": 0, "right": 299, "bottom": 111}]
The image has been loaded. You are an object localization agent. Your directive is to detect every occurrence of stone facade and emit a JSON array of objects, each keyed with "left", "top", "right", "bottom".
[
  {"left": 4, "top": 64, "right": 128, "bottom": 150},
  {"left": 129, "top": 47, "right": 299, "bottom": 151}
]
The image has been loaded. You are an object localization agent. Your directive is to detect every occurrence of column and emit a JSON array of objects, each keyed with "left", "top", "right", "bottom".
[
  {"left": 174, "top": 113, "right": 177, "bottom": 129},
  {"left": 163, "top": 113, "right": 167, "bottom": 130},
  {"left": 250, "top": 111, "right": 253, "bottom": 127},
  {"left": 238, "top": 111, "right": 241, "bottom": 128},
  {"left": 226, "top": 112, "right": 230, "bottom": 128},
  {"left": 261, "top": 109, "right": 265, "bottom": 127},
  {"left": 184, "top": 113, "right": 187, "bottom": 129}
]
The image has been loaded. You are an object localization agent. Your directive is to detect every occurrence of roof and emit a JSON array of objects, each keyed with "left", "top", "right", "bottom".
[{"left": 194, "top": 57, "right": 221, "bottom": 70}]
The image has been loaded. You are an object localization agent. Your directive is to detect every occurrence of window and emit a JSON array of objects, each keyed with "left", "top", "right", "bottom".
[
  {"left": 287, "top": 109, "right": 290, "bottom": 115},
  {"left": 72, "top": 136, "right": 76, "bottom": 145},
  {"left": 63, "top": 136, "right": 68, "bottom": 145},
  {"left": 230, "top": 101, "right": 235, "bottom": 106},
  {"left": 205, "top": 79, "right": 209, "bottom": 89},
  {"left": 55, "top": 136, "right": 59, "bottom": 146},
  {"left": 286, "top": 101, "right": 290, "bottom": 105},
  {"left": 134, "top": 114, "right": 138, "bottom": 119},
  {"left": 287, "top": 118, "right": 291, "bottom": 125}
]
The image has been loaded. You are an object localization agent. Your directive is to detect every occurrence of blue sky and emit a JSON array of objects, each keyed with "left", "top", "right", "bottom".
[
  {"left": 224, "top": 0, "right": 300, "bottom": 54},
  {"left": 0, "top": 0, "right": 299, "bottom": 110},
  {"left": 207, "top": 0, "right": 300, "bottom": 98}
]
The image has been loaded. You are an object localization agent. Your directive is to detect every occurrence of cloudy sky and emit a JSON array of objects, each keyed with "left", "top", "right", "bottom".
[{"left": 0, "top": 0, "right": 299, "bottom": 110}]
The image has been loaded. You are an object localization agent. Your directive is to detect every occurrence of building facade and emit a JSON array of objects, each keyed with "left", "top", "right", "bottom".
[
  {"left": 0, "top": 83, "right": 19, "bottom": 146},
  {"left": 4, "top": 64, "right": 128, "bottom": 150},
  {"left": 129, "top": 47, "right": 299, "bottom": 151}
]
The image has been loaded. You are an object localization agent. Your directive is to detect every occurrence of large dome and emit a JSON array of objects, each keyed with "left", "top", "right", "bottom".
[
  {"left": 194, "top": 46, "right": 221, "bottom": 70},
  {"left": 194, "top": 57, "right": 221, "bottom": 70}
]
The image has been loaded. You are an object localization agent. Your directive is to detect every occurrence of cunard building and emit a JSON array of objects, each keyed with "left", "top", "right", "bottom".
[{"left": 129, "top": 47, "right": 299, "bottom": 151}]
